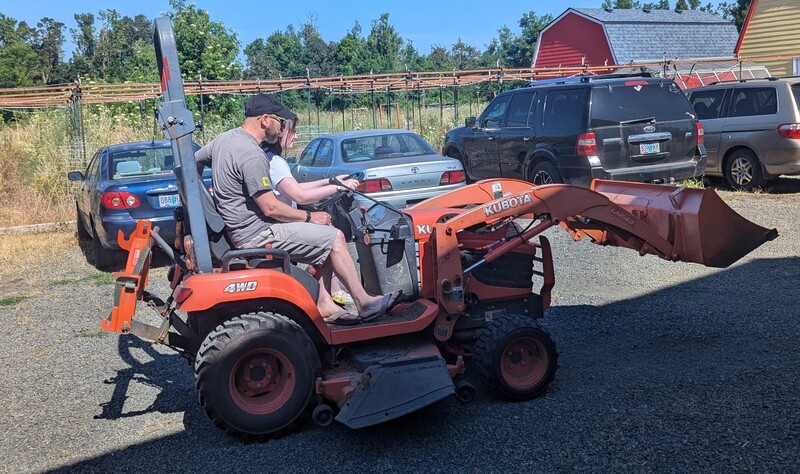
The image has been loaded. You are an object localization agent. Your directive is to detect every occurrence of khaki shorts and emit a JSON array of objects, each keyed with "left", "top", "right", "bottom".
[{"left": 244, "top": 222, "right": 337, "bottom": 267}]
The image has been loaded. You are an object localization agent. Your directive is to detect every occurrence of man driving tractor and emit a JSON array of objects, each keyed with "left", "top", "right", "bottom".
[{"left": 194, "top": 94, "right": 401, "bottom": 324}]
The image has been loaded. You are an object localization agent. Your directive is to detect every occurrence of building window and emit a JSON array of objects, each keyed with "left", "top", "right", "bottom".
[{"left": 794, "top": 58, "right": 800, "bottom": 76}]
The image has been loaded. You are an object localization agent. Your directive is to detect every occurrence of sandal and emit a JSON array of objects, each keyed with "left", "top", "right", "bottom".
[
  {"left": 360, "top": 290, "right": 403, "bottom": 323},
  {"left": 323, "top": 309, "right": 362, "bottom": 326}
]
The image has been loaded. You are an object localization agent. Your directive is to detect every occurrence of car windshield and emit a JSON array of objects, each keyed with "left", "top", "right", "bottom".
[
  {"left": 109, "top": 146, "right": 176, "bottom": 179},
  {"left": 590, "top": 81, "right": 693, "bottom": 127},
  {"left": 341, "top": 133, "right": 435, "bottom": 162}
]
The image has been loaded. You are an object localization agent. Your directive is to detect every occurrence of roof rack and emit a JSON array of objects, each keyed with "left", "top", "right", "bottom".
[
  {"left": 707, "top": 76, "right": 781, "bottom": 86},
  {"left": 528, "top": 72, "right": 653, "bottom": 87}
]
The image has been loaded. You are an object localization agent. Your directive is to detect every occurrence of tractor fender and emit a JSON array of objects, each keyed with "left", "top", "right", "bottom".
[{"left": 176, "top": 269, "right": 326, "bottom": 331}]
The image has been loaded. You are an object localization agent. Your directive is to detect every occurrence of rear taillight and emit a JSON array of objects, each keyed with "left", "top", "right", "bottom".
[
  {"left": 695, "top": 122, "right": 705, "bottom": 146},
  {"left": 440, "top": 170, "right": 466, "bottom": 185},
  {"left": 357, "top": 178, "right": 393, "bottom": 193},
  {"left": 777, "top": 123, "right": 800, "bottom": 139},
  {"left": 173, "top": 285, "right": 193, "bottom": 303},
  {"left": 101, "top": 191, "right": 140, "bottom": 209},
  {"left": 576, "top": 132, "right": 597, "bottom": 156}
]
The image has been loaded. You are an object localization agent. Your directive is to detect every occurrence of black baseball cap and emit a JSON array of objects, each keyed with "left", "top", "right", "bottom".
[{"left": 244, "top": 94, "right": 297, "bottom": 122}]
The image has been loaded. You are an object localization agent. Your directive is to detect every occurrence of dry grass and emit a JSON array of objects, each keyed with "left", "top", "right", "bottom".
[
  {"left": 0, "top": 102, "right": 483, "bottom": 228},
  {"left": 0, "top": 231, "right": 81, "bottom": 283}
]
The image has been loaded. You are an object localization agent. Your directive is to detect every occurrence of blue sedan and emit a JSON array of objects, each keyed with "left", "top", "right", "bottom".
[{"left": 68, "top": 140, "right": 210, "bottom": 269}]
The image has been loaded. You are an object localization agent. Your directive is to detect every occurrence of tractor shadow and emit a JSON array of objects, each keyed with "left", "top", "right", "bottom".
[
  {"left": 57, "top": 256, "right": 800, "bottom": 472},
  {"left": 94, "top": 334, "right": 198, "bottom": 422}
]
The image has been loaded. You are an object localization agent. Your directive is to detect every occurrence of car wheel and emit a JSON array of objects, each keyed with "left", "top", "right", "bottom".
[
  {"left": 724, "top": 149, "right": 763, "bottom": 191},
  {"left": 529, "top": 161, "right": 563, "bottom": 185},
  {"left": 76, "top": 207, "right": 91, "bottom": 242},
  {"left": 91, "top": 223, "right": 117, "bottom": 270}
]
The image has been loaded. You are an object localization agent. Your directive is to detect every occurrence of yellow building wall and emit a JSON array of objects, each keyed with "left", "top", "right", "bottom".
[{"left": 737, "top": 0, "right": 800, "bottom": 76}]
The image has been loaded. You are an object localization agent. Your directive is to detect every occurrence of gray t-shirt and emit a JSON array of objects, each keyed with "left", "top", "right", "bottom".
[{"left": 195, "top": 127, "right": 274, "bottom": 247}]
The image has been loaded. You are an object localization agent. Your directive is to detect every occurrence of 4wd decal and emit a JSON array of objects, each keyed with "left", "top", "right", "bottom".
[
  {"left": 484, "top": 194, "right": 532, "bottom": 217},
  {"left": 223, "top": 281, "right": 258, "bottom": 293}
]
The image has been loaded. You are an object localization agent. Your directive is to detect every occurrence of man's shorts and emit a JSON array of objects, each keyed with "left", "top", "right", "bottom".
[{"left": 244, "top": 222, "right": 337, "bottom": 267}]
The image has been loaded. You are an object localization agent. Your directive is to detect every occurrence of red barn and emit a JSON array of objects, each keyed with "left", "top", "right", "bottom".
[{"left": 533, "top": 8, "right": 740, "bottom": 72}]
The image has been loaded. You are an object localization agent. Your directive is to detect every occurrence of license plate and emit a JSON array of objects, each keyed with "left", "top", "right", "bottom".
[
  {"left": 158, "top": 194, "right": 181, "bottom": 207},
  {"left": 640, "top": 142, "right": 661, "bottom": 154}
]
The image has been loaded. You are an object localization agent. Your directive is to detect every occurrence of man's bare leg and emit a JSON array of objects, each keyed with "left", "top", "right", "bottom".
[{"left": 326, "top": 231, "right": 397, "bottom": 316}]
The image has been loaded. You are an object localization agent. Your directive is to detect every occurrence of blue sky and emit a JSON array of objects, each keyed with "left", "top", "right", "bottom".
[{"left": 4, "top": 0, "right": 614, "bottom": 57}]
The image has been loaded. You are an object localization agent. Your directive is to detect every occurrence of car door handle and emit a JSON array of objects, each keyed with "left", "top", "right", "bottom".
[
  {"left": 523, "top": 137, "right": 531, "bottom": 142},
  {"left": 487, "top": 136, "right": 494, "bottom": 141}
]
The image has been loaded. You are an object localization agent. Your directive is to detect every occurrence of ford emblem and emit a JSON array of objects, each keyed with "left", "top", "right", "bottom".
[
  {"left": 643, "top": 125, "right": 656, "bottom": 133},
  {"left": 411, "top": 166, "right": 419, "bottom": 174}
]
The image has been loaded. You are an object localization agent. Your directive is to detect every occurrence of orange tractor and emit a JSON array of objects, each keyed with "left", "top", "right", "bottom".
[{"left": 103, "top": 18, "right": 777, "bottom": 439}]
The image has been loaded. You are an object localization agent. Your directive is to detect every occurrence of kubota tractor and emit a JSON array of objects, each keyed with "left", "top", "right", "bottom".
[{"left": 102, "top": 18, "right": 778, "bottom": 440}]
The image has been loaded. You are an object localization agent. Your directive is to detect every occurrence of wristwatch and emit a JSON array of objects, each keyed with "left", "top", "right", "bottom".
[{"left": 305, "top": 210, "right": 311, "bottom": 222}]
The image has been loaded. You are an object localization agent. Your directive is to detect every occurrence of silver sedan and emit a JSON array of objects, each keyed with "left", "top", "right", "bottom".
[{"left": 288, "top": 129, "right": 466, "bottom": 209}]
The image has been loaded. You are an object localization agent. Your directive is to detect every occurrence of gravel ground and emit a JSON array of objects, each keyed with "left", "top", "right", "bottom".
[{"left": 1, "top": 179, "right": 798, "bottom": 473}]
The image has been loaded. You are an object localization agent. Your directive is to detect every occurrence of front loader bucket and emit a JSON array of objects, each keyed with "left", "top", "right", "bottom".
[{"left": 588, "top": 180, "right": 778, "bottom": 268}]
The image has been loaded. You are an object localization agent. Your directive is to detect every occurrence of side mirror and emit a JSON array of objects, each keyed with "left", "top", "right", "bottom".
[
  {"left": 67, "top": 171, "right": 84, "bottom": 181},
  {"left": 285, "top": 156, "right": 298, "bottom": 165},
  {"left": 465, "top": 117, "right": 477, "bottom": 128}
]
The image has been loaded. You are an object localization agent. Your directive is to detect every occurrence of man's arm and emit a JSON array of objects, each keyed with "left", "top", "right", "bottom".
[
  {"left": 195, "top": 143, "right": 212, "bottom": 175},
  {"left": 253, "top": 190, "right": 331, "bottom": 225}
]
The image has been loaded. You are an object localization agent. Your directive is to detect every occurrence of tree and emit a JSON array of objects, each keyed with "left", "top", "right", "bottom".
[
  {"left": 169, "top": 0, "right": 241, "bottom": 81},
  {"left": 0, "top": 14, "right": 38, "bottom": 86},
  {"left": 517, "top": 11, "right": 553, "bottom": 67},
  {"left": 331, "top": 22, "right": 368, "bottom": 75},
  {"left": 243, "top": 26, "right": 303, "bottom": 79},
  {"left": 34, "top": 18, "right": 66, "bottom": 84},
  {"left": 601, "top": 0, "right": 643, "bottom": 8},
  {"left": 365, "top": 13, "right": 404, "bottom": 73},
  {"left": 299, "top": 18, "right": 334, "bottom": 77}
]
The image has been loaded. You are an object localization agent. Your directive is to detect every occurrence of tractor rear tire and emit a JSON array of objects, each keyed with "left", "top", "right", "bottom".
[
  {"left": 474, "top": 314, "right": 558, "bottom": 400},
  {"left": 194, "top": 312, "right": 320, "bottom": 440}
]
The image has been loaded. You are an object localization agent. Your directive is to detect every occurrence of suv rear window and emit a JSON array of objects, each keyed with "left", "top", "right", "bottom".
[{"left": 590, "top": 81, "right": 692, "bottom": 127}]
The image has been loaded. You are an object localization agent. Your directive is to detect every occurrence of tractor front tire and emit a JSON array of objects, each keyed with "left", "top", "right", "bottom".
[
  {"left": 195, "top": 312, "right": 320, "bottom": 440},
  {"left": 474, "top": 314, "right": 558, "bottom": 400}
]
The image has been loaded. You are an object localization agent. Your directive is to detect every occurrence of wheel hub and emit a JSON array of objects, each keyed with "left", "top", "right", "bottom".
[
  {"left": 730, "top": 157, "right": 753, "bottom": 185},
  {"left": 229, "top": 349, "right": 295, "bottom": 414},
  {"left": 501, "top": 337, "right": 548, "bottom": 390},
  {"left": 235, "top": 354, "right": 280, "bottom": 396}
]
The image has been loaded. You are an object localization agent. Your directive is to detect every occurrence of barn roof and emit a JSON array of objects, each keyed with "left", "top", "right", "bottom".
[{"left": 566, "top": 8, "right": 740, "bottom": 63}]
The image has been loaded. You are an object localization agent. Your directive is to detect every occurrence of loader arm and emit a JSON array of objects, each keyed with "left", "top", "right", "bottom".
[{"left": 430, "top": 179, "right": 777, "bottom": 315}]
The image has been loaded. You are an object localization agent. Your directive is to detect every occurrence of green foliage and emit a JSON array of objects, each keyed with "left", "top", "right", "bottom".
[
  {"left": 0, "top": 295, "right": 29, "bottom": 306},
  {"left": 365, "top": 13, "right": 404, "bottom": 73},
  {"left": 169, "top": 0, "right": 242, "bottom": 81}
]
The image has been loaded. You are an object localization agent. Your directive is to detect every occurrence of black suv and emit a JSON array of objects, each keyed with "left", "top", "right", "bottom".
[{"left": 443, "top": 74, "right": 707, "bottom": 186}]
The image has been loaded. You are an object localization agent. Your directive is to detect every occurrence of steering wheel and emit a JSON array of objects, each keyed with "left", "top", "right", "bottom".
[{"left": 308, "top": 171, "right": 364, "bottom": 211}]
